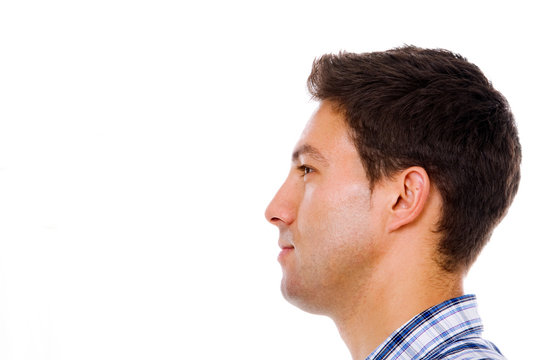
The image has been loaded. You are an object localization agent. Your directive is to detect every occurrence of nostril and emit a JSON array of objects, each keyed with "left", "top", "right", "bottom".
[{"left": 268, "top": 216, "right": 281, "bottom": 225}]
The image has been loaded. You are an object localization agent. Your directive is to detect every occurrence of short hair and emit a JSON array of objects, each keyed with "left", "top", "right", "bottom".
[{"left": 307, "top": 46, "right": 521, "bottom": 272}]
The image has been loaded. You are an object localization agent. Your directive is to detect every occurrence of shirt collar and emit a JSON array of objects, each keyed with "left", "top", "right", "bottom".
[{"left": 366, "top": 294, "right": 483, "bottom": 360}]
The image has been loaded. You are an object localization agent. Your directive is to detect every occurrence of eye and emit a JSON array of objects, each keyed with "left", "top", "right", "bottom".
[{"left": 298, "top": 165, "right": 314, "bottom": 176}]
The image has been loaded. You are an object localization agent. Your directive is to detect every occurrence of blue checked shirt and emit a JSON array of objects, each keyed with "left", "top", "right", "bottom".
[{"left": 366, "top": 294, "right": 505, "bottom": 360}]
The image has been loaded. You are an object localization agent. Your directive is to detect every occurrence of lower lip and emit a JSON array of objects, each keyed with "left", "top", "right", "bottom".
[{"left": 278, "top": 248, "right": 294, "bottom": 262}]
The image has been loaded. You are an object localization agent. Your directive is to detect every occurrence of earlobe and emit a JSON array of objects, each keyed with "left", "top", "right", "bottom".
[{"left": 387, "top": 167, "right": 430, "bottom": 232}]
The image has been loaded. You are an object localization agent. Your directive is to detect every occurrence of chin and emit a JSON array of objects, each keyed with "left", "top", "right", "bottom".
[{"left": 280, "top": 277, "right": 329, "bottom": 315}]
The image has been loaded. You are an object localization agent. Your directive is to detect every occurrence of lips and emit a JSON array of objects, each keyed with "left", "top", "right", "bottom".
[{"left": 278, "top": 243, "right": 294, "bottom": 263}]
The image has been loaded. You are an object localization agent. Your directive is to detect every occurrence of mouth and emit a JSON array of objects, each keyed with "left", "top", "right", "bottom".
[
  {"left": 279, "top": 243, "right": 294, "bottom": 250},
  {"left": 278, "top": 243, "right": 294, "bottom": 262}
]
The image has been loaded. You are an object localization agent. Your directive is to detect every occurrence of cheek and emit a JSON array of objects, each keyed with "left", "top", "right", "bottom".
[
  {"left": 296, "top": 185, "right": 333, "bottom": 237},
  {"left": 298, "top": 183, "right": 373, "bottom": 251}
]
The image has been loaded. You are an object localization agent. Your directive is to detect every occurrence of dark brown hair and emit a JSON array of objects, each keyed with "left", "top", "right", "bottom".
[{"left": 307, "top": 46, "right": 521, "bottom": 272}]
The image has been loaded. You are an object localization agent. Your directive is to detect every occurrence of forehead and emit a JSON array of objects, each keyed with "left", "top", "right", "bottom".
[{"left": 294, "top": 101, "right": 357, "bottom": 162}]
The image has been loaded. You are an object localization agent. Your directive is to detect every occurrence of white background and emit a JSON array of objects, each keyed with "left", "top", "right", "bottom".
[{"left": 0, "top": 1, "right": 538, "bottom": 359}]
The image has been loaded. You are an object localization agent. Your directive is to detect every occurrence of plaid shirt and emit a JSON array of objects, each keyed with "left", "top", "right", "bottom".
[{"left": 366, "top": 294, "right": 505, "bottom": 360}]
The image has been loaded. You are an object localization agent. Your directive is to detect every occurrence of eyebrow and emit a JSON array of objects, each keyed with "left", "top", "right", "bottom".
[{"left": 292, "top": 144, "right": 329, "bottom": 166}]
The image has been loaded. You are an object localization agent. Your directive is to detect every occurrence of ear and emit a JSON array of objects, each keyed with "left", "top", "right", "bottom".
[{"left": 387, "top": 167, "right": 430, "bottom": 232}]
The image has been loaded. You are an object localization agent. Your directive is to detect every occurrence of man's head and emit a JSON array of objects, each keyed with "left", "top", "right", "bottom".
[
  {"left": 307, "top": 46, "right": 521, "bottom": 272},
  {"left": 265, "top": 46, "right": 521, "bottom": 313}
]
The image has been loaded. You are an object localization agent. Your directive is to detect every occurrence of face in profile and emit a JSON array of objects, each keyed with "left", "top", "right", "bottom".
[{"left": 265, "top": 101, "right": 387, "bottom": 314}]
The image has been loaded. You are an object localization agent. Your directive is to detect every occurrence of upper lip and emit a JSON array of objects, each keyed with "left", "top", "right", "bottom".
[{"left": 278, "top": 240, "right": 295, "bottom": 249}]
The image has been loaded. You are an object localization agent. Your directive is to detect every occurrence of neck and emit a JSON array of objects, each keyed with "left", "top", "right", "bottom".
[{"left": 330, "top": 242, "right": 464, "bottom": 360}]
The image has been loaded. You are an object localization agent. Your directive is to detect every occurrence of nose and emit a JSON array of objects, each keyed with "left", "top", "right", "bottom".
[{"left": 265, "top": 179, "right": 296, "bottom": 227}]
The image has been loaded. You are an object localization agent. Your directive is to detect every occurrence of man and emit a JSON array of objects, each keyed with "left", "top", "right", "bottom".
[{"left": 265, "top": 46, "right": 521, "bottom": 360}]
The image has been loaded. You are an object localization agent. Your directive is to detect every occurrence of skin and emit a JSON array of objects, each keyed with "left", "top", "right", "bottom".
[{"left": 265, "top": 101, "right": 464, "bottom": 359}]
